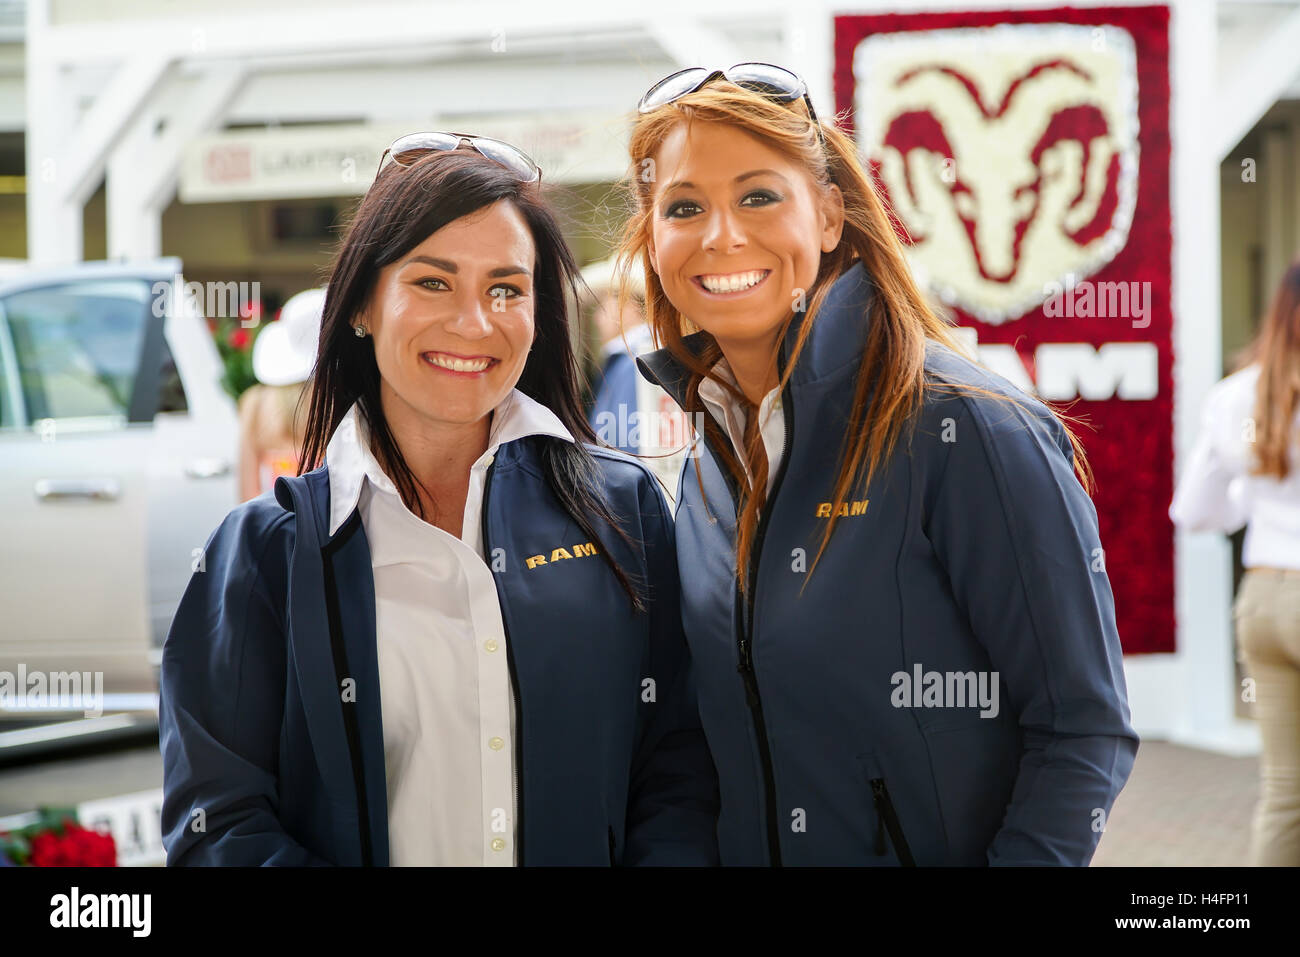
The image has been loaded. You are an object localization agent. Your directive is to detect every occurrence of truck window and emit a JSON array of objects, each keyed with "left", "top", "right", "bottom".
[
  {"left": 2, "top": 279, "right": 152, "bottom": 424},
  {"left": 158, "top": 334, "right": 188, "bottom": 414}
]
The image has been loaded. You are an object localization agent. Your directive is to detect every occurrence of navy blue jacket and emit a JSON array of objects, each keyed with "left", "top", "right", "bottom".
[
  {"left": 590, "top": 350, "right": 639, "bottom": 455},
  {"left": 638, "top": 262, "right": 1139, "bottom": 866},
  {"left": 159, "top": 437, "right": 719, "bottom": 866}
]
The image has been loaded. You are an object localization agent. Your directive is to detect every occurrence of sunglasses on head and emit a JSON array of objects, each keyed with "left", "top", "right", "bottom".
[
  {"left": 375, "top": 131, "right": 542, "bottom": 183},
  {"left": 637, "top": 62, "right": 825, "bottom": 146}
]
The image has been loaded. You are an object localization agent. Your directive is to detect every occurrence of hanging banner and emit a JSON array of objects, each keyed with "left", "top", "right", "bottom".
[
  {"left": 835, "top": 5, "right": 1173, "bottom": 653},
  {"left": 180, "top": 113, "right": 633, "bottom": 203}
]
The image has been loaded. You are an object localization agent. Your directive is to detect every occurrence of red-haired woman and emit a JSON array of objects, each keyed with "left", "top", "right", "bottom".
[{"left": 620, "top": 63, "right": 1138, "bottom": 865}]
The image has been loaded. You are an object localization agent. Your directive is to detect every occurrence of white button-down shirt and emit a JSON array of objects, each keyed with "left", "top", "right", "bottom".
[
  {"left": 1171, "top": 363, "right": 1300, "bottom": 570},
  {"left": 697, "top": 357, "right": 786, "bottom": 498},
  {"left": 325, "top": 389, "right": 574, "bottom": 866}
]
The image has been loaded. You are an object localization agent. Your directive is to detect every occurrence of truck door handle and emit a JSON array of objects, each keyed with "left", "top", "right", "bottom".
[
  {"left": 34, "top": 478, "right": 121, "bottom": 501},
  {"left": 184, "top": 458, "right": 231, "bottom": 479}
]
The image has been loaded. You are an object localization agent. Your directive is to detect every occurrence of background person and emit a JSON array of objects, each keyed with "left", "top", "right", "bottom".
[
  {"left": 1171, "top": 258, "right": 1300, "bottom": 866},
  {"left": 585, "top": 256, "right": 692, "bottom": 501},
  {"left": 237, "top": 287, "right": 326, "bottom": 500}
]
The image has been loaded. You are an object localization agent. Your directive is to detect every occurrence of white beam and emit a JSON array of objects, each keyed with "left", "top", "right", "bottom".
[
  {"left": 644, "top": 21, "right": 742, "bottom": 71},
  {"left": 107, "top": 64, "right": 248, "bottom": 260},
  {"left": 31, "top": 2, "right": 790, "bottom": 66},
  {"left": 60, "top": 56, "right": 173, "bottom": 208},
  {"left": 1213, "top": 4, "right": 1300, "bottom": 160},
  {"left": 141, "top": 65, "right": 248, "bottom": 212}
]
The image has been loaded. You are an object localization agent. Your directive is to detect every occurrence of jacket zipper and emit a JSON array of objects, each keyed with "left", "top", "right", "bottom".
[
  {"left": 644, "top": 339, "right": 793, "bottom": 866},
  {"left": 870, "top": 778, "right": 915, "bottom": 866},
  {"left": 320, "top": 511, "right": 374, "bottom": 866},
  {"left": 733, "top": 348, "right": 795, "bottom": 868},
  {"left": 479, "top": 461, "right": 524, "bottom": 866}
]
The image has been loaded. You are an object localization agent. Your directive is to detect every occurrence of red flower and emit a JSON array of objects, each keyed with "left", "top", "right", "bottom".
[
  {"left": 29, "top": 831, "right": 66, "bottom": 866},
  {"left": 61, "top": 823, "right": 117, "bottom": 866},
  {"left": 26, "top": 820, "right": 117, "bottom": 866},
  {"left": 229, "top": 327, "right": 251, "bottom": 350}
]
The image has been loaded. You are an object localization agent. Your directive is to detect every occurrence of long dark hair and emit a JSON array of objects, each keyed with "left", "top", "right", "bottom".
[{"left": 299, "top": 147, "right": 645, "bottom": 611}]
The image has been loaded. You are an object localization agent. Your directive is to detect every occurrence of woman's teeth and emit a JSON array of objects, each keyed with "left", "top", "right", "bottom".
[
  {"left": 698, "top": 270, "right": 769, "bottom": 294},
  {"left": 423, "top": 353, "right": 493, "bottom": 373}
]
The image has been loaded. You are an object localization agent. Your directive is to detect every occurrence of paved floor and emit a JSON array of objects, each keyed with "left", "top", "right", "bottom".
[
  {"left": 1092, "top": 739, "right": 1259, "bottom": 866},
  {"left": 0, "top": 736, "right": 1267, "bottom": 865}
]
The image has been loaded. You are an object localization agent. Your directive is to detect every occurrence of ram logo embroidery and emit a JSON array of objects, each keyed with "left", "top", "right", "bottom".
[
  {"left": 525, "top": 542, "right": 599, "bottom": 569},
  {"left": 816, "top": 500, "right": 870, "bottom": 518}
]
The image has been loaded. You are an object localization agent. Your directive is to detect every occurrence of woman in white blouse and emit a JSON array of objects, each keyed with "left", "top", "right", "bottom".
[
  {"left": 1170, "top": 259, "right": 1300, "bottom": 866},
  {"left": 160, "top": 134, "right": 719, "bottom": 866}
]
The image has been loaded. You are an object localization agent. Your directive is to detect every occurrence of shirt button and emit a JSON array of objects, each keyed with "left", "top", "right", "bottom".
[
  {"left": 491, "top": 838, "right": 506, "bottom": 852},
  {"left": 488, "top": 736, "right": 505, "bottom": 751},
  {"left": 484, "top": 454, "right": 495, "bottom": 467},
  {"left": 484, "top": 638, "right": 499, "bottom": 653}
]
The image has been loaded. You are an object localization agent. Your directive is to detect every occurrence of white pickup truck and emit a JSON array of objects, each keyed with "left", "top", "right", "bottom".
[{"left": 0, "top": 258, "right": 239, "bottom": 746}]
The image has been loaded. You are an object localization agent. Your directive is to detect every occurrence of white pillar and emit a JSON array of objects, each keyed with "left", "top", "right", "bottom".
[
  {"left": 24, "top": 1, "right": 82, "bottom": 264},
  {"left": 785, "top": 2, "right": 833, "bottom": 123},
  {"left": 107, "top": 108, "right": 162, "bottom": 261},
  {"left": 1160, "top": 0, "right": 1254, "bottom": 752},
  {"left": 1262, "top": 127, "right": 1290, "bottom": 295}
]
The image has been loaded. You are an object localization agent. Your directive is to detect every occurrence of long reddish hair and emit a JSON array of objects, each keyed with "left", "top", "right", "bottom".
[
  {"left": 1239, "top": 259, "right": 1300, "bottom": 478},
  {"left": 614, "top": 79, "right": 1092, "bottom": 590}
]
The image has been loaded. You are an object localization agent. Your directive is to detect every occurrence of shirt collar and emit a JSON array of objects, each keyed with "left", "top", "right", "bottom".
[
  {"left": 697, "top": 357, "right": 780, "bottom": 419},
  {"left": 325, "top": 389, "right": 575, "bottom": 536}
]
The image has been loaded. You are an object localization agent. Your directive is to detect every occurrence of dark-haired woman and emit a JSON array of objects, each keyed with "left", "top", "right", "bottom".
[
  {"left": 619, "top": 66, "right": 1138, "bottom": 865},
  {"left": 1171, "top": 259, "right": 1300, "bottom": 866},
  {"left": 159, "top": 134, "right": 719, "bottom": 866}
]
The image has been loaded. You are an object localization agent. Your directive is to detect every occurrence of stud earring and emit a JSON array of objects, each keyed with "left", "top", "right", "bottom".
[{"left": 354, "top": 324, "right": 366, "bottom": 338}]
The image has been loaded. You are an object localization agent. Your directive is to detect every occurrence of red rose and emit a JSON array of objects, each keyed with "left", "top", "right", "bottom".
[
  {"left": 65, "top": 827, "right": 91, "bottom": 864},
  {"left": 61, "top": 822, "right": 117, "bottom": 866},
  {"left": 95, "top": 834, "right": 117, "bottom": 866},
  {"left": 229, "top": 327, "right": 250, "bottom": 350},
  {"left": 29, "top": 831, "right": 65, "bottom": 866},
  {"left": 83, "top": 829, "right": 117, "bottom": 867}
]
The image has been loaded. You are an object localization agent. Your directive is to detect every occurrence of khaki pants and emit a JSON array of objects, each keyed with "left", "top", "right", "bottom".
[{"left": 1235, "top": 567, "right": 1300, "bottom": 866}]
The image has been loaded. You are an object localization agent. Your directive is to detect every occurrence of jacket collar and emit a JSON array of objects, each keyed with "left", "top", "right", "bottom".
[
  {"left": 636, "top": 261, "right": 875, "bottom": 411},
  {"left": 324, "top": 388, "right": 574, "bottom": 537}
]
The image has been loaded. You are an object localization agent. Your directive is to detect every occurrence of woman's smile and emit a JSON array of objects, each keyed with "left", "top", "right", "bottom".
[
  {"left": 420, "top": 349, "right": 501, "bottom": 377},
  {"left": 691, "top": 268, "right": 772, "bottom": 298}
]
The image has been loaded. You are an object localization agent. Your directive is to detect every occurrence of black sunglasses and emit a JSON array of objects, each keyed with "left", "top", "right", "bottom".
[
  {"left": 375, "top": 131, "right": 542, "bottom": 183},
  {"left": 637, "top": 62, "right": 825, "bottom": 146}
]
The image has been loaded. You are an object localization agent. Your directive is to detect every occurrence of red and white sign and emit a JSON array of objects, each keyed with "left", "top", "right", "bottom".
[{"left": 836, "top": 6, "right": 1174, "bottom": 653}]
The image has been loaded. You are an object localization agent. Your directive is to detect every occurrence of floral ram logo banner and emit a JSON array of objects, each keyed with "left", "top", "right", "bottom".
[{"left": 835, "top": 6, "right": 1173, "bottom": 653}]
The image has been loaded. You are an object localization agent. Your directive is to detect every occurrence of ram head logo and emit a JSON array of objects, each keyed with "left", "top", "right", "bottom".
[{"left": 853, "top": 24, "right": 1139, "bottom": 323}]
